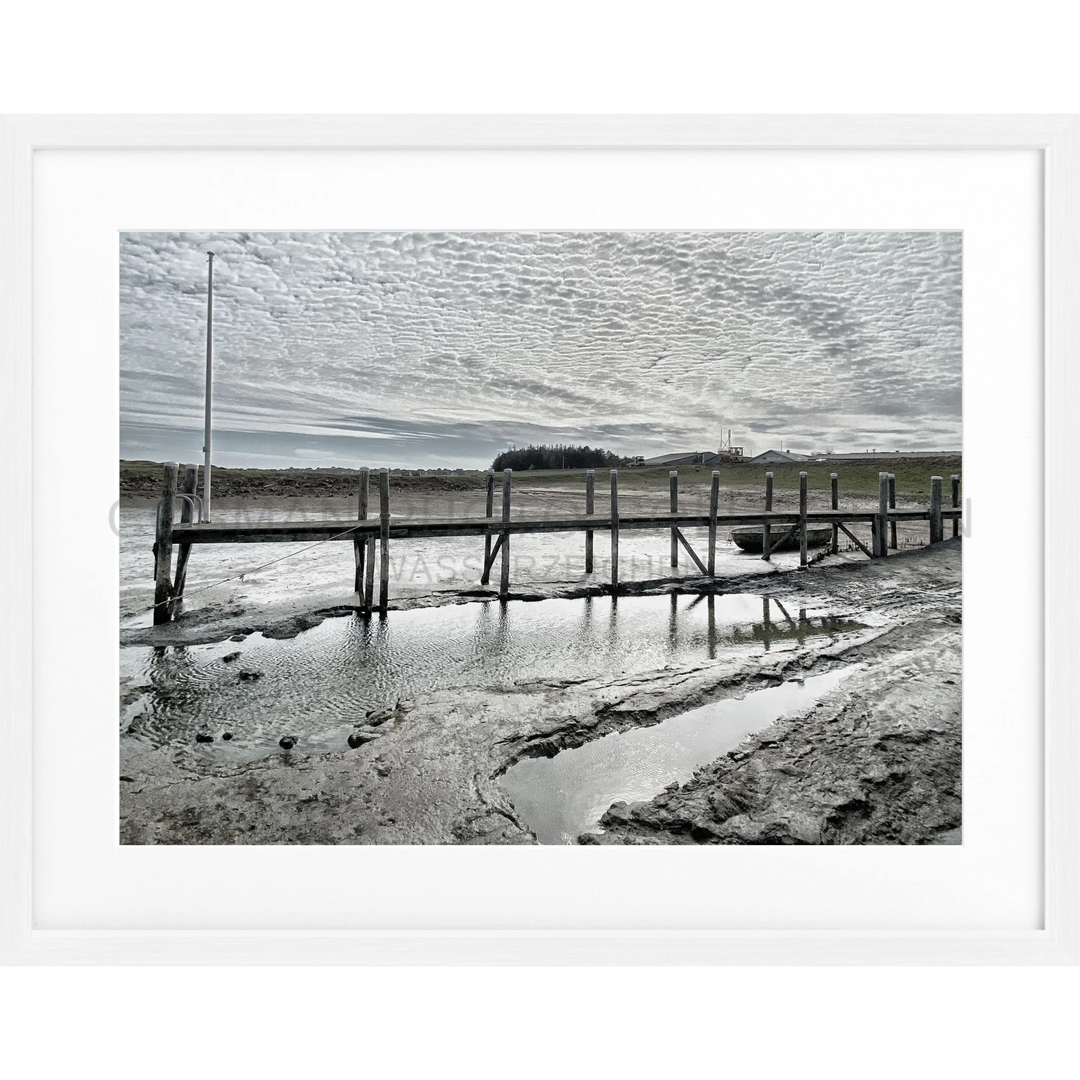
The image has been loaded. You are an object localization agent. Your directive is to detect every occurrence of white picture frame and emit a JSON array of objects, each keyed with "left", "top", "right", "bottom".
[{"left": 1, "top": 115, "right": 1076, "bottom": 965}]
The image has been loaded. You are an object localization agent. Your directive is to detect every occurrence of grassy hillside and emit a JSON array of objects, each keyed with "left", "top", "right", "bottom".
[
  {"left": 121, "top": 455, "right": 961, "bottom": 500},
  {"left": 119, "top": 461, "right": 488, "bottom": 499}
]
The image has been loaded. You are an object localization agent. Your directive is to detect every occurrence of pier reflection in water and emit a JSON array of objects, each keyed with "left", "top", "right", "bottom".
[
  {"left": 671, "top": 592, "right": 858, "bottom": 657},
  {"left": 120, "top": 592, "right": 864, "bottom": 760}
]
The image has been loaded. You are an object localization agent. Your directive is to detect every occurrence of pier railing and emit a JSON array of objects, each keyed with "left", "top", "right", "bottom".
[{"left": 148, "top": 464, "right": 963, "bottom": 624}]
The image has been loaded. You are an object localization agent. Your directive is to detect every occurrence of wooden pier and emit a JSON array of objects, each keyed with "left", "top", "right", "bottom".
[{"left": 149, "top": 464, "right": 963, "bottom": 624}]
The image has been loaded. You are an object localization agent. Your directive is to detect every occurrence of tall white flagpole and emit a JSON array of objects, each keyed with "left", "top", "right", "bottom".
[{"left": 203, "top": 251, "right": 214, "bottom": 521}]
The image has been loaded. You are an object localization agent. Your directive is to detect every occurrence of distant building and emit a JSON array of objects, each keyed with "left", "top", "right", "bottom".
[
  {"left": 747, "top": 449, "right": 810, "bottom": 464},
  {"left": 641, "top": 451, "right": 721, "bottom": 467},
  {"left": 642, "top": 452, "right": 697, "bottom": 467}
]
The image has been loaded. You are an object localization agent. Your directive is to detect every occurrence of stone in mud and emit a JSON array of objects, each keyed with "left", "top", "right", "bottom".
[
  {"left": 278, "top": 736, "right": 298, "bottom": 750},
  {"left": 221, "top": 732, "right": 234, "bottom": 741},
  {"left": 347, "top": 729, "right": 380, "bottom": 749},
  {"left": 222, "top": 651, "right": 241, "bottom": 663},
  {"left": 196, "top": 733, "right": 214, "bottom": 743},
  {"left": 263, "top": 612, "right": 324, "bottom": 640},
  {"left": 238, "top": 669, "right": 263, "bottom": 681}
]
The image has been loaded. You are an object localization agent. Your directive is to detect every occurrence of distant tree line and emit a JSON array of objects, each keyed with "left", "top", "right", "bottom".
[{"left": 491, "top": 443, "right": 637, "bottom": 472}]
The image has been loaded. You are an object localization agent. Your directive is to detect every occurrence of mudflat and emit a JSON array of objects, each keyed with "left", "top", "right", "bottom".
[{"left": 119, "top": 539, "right": 961, "bottom": 845}]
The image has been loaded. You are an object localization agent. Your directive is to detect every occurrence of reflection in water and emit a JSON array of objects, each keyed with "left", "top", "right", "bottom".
[
  {"left": 501, "top": 666, "right": 859, "bottom": 844},
  {"left": 607, "top": 594, "right": 619, "bottom": 650},
  {"left": 774, "top": 600, "right": 796, "bottom": 631},
  {"left": 120, "top": 592, "right": 864, "bottom": 761}
]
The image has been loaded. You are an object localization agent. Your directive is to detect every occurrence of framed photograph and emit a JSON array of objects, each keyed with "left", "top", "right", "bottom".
[{"left": 0, "top": 113, "right": 1075, "bottom": 967}]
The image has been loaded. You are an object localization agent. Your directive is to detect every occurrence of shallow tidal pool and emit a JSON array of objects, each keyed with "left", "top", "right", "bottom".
[
  {"left": 120, "top": 591, "right": 864, "bottom": 762},
  {"left": 499, "top": 666, "right": 859, "bottom": 843}
]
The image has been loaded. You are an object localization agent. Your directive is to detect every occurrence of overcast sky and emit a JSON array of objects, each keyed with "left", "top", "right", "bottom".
[{"left": 119, "top": 231, "right": 962, "bottom": 469}]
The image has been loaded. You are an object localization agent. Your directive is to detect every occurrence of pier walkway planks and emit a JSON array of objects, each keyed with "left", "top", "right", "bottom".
[
  {"left": 148, "top": 463, "right": 962, "bottom": 624},
  {"left": 168, "top": 509, "right": 957, "bottom": 546}
]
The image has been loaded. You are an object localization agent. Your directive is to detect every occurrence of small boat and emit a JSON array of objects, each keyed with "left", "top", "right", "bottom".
[{"left": 730, "top": 525, "right": 833, "bottom": 553}]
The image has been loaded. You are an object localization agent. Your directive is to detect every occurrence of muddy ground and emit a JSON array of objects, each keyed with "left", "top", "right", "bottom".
[{"left": 119, "top": 538, "right": 961, "bottom": 846}]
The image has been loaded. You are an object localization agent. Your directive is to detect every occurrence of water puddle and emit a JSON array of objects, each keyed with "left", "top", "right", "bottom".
[
  {"left": 120, "top": 593, "right": 865, "bottom": 761},
  {"left": 500, "top": 666, "right": 859, "bottom": 844}
]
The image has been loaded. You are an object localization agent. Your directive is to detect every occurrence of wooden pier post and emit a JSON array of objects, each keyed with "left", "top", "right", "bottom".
[
  {"left": 153, "top": 462, "right": 179, "bottom": 625},
  {"left": 876, "top": 472, "right": 889, "bottom": 558},
  {"left": 378, "top": 468, "right": 390, "bottom": 614},
  {"left": 888, "top": 472, "right": 897, "bottom": 550},
  {"left": 484, "top": 468, "right": 495, "bottom": 572},
  {"left": 798, "top": 471, "right": 808, "bottom": 568},
  {"left": 169, "top": 463, "right": 199, "bottom": 617},
  {"left": 930, "top": 475, "right": 943, "bottom": 544},
  {"left": 363, "top": 528, "right": 376, "bottom": 614},
  {"left": 585, "top": 469, "right": 595, "bottom": 573},
  {"left": 355, "top": 467, "right": 369, "bottom": 598},
  {"left": 707, "top": 470, "right": 719, "bottom": 575},
  {"left": 669, "top": 470, "right": 679, "bottom": 568},
  {"left": 763, "top": 471, "right": 774, "bottom": 561},
  {"left": 951, "top": 474, "right": 960, "bottom": 538},
  {"left": 610, "top": 469, "right": 619, "bottom": 593},
  {"left": 499, "top": 469, "right": 512, "bottom": 600},
  {"left": 830, "top": 473, "right": 839, "bottom": 554}
]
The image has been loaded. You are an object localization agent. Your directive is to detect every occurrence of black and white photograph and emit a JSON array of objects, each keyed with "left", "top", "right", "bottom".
[
  {"left": 3, "top": 35, "right": 1079, "bottom": 1079},
  {"left": 118, "top": 229, "right": 963, "bottom": 846}
]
